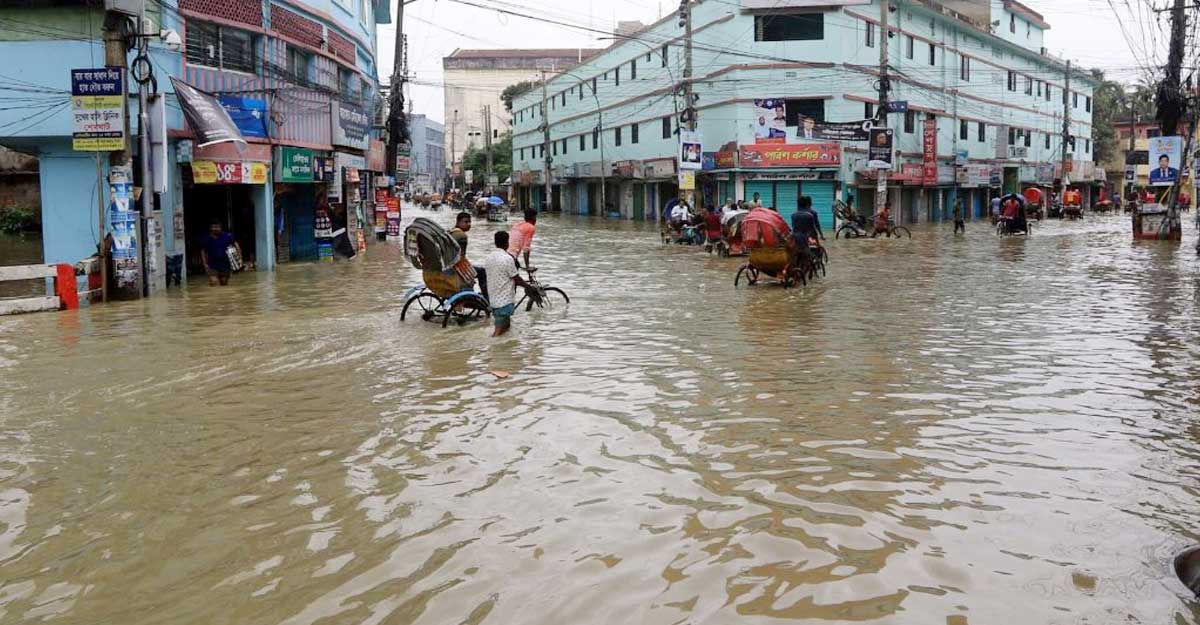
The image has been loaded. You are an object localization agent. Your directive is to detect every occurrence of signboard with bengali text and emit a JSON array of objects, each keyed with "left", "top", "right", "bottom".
[
  {"left": 71, "top": 67, "right": 125, "bottom": 151},
  {"left": 739, "top": 143, "right": 841, "bottom": 168}
]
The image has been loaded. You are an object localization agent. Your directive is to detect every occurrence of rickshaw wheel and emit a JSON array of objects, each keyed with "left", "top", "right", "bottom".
[
  {"left": 442, "top": 293, "right": 490, "bottom": 328},
  {"left": 735, "top": 264, "right": 755, "bottom": 287},
  {"left": 401, "top": 292, "right": 444, "bottom": 322}
]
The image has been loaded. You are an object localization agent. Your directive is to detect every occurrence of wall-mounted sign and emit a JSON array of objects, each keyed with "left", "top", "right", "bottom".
[
  {"left": 331, "top": 101, "right": 370, "bottom": 150},
  {"left": 679, "top": 130, "right": 702, "bottom": 170},
  {"left": 192, "top": 160, "right": 268, "bottom": 184},
  {"left": 922, "top": 118, "right": 938, "bottom": 186},
  {"left": 739, "top": 143, "right": 841, "bottom": 168},
  {"left": 867, "top": 128, "right": 894, "bottom": 169},
  {"left": 313, "top": 156, "right": 334, "bottom": 183},
  {"left": 71, "top": 67, "right": 125, "bottom": 151},
  {"left": 277, "top": 147, "right": 314, "bottom": 183},
  {"left": 679, "top": 170, "right": 696, "bottom": 190},
  {"left": 1148, "top": 136, "right": 1182, "bottom": 186},
  {"left": 218, "top": 95, "right": 268, "bottom": 138}
]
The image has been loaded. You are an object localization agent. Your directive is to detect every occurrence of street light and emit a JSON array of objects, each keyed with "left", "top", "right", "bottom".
[{"left": 545, "top": 68, "right": 608, "bottom": 215}]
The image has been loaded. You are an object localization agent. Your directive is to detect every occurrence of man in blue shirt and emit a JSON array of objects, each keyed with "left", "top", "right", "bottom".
[
  {"left": 790, "top": 196, "right": 824, "bottom": 271},
  {"left": 200, "top": 221, "right": 241, "bottom": 286}
]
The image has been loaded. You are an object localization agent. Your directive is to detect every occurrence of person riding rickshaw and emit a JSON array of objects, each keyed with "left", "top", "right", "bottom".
[
  {"left": 997, "top": 192, "right": 1030, "bottom": 236},
  {"left": 718, "top": 206, "right": 750, "bottom": 256},
  {"left": 734, "top": 207, "right": 809, "bottom": 288}
]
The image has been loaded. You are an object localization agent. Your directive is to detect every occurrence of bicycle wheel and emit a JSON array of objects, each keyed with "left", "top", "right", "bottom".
[
  {"left": 442, "top": 293, "right": 490, "bottom": 328},
  {"left": 401, "top": 292, "right": 443, "bottom": 322},
  {"left": 735, "top": 264, "right": 757, "bottom": 287},
  {"left": 893, "top": 226, "right": 912, "bottom": 239},
  {"left": 529, "top": 286, "right": 569, "bottom": 310}
]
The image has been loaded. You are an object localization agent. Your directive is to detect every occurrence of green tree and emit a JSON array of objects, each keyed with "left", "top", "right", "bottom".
[
  {"left": 501, "top": 80, "right": 541, "bottom": 112},
  {"left": 460, "top": 132, "right": 513, "bottom": 188},
  {"left": 1090, "top": 70, "right": 1155, "bottom": 166}
]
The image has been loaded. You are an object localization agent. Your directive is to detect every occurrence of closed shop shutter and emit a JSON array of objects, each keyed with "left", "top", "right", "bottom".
[
  {"left": 745, "top": 180, "right": 774, "bottom": 208},
  {"left": 633, "top": 183, "right": 645, "bottom": 220},
  {"left": 775, "top": 181, "right": 800, "bottom": 224},
  {"left": 801, "top": 181, "right": 836, "bottom": 231}
]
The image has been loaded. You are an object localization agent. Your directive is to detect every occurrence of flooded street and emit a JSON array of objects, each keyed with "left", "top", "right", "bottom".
[{"left": 1, "top": 209, "right": 1199, "bottom": 624}]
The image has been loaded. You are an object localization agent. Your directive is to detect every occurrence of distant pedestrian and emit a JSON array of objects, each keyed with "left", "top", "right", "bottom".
[
  {"left": 953, "top": 198, "right": 966, "bottom": 234},
  {"left": 200, "top": 220, "right": 241, "bottom": 286}
]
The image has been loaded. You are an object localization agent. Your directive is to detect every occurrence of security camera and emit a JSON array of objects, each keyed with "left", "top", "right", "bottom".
[{"left": 160, "top": 29, "right": 182, "bottom": 52}]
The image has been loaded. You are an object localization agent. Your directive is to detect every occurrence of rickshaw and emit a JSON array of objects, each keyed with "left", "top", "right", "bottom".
[
  {"left": 717, "top": 209, "right": 749, "bottom": 257},
  {"left": 485, "top": 196, "right": 508, "bottom": 222},
  {"left": 1062, "top": 188, "right": 1083, "bottom": 220},
  {"left": 660, "top": 199, "right": 702, "bottom": 245},
  {"left": 734, "top": 209, "right": 807, "bottom": 288},
  {"left": 996, "top": 193, "right": 1031, "bottom": 236},
  {"left": 400, "top": 218, "right": 570, "bottom": 327}
]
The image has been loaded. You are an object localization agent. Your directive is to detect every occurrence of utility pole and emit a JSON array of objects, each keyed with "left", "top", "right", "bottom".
[
  {"left": 449, "top": 109, "right": 458, "bottom": 190},
  {"left": 682, "top": 0, "right": 695, "bottom": 209},
  {"left": 1160, "top": 0, "right": 1187, "bottom": 234},
  {"left": 1127, "top": 102, "right": 1137, "bottom": 202},
  {"left": 540, "top": 70, "right": 552, "bottom": 211},
  {"left": 104, "top": 6, "right": 139, "bottom": 299},
  {"left": 136, "top": 0, "right": 156, "bottom": 297},
  {"left": 483, "top": 105, "right": 494, "bottom": 194},
  {"left": 1060, "top": 60, "right": 1071, "bottom": 205},
  {"left": 386, "top": 0, "right": 407, "bottom": 180},
  {"left": 875, "top": 0, "right": 891, "bottom": 218}
]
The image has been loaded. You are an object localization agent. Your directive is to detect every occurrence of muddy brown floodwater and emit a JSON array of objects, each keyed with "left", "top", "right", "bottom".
[{"left": 1, "top": 210, "right": 1199, "bottom": 624}]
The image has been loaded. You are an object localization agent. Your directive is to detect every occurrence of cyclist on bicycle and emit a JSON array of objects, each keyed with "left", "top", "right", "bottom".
[{"left": 872, "top": 201, "right": 892, "bottom": 238}]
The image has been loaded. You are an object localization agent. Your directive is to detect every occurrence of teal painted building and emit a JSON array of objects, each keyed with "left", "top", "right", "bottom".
[{"left": 510, "top": 0, "right": 1097, "bottom": 228}]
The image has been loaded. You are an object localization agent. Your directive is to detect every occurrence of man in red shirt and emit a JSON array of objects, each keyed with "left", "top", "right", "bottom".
[
  {"left": 702, "top": 206, "right": 723, "bottom": 251},
  {"left": 508, "top": 209, "right": 537, "bottom": 270}
]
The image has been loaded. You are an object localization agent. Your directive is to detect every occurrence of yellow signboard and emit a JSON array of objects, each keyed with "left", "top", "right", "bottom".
[
  {"left": 191, "top": 160, "right": 219, "bottom": 184},
  {"left": 678, "top": 171, "right": 696, "bottom": 191},
  {"left": 190, "top": 160, "right": 269, "bottom": 184},
  {"left": 71, "top": 95, "right": 125, "bottom": 151}
]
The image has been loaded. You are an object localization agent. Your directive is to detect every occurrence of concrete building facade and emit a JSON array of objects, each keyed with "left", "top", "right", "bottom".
[
  {"left": 406, "top": 113, "right": 445, "bottom": 193},
  {"left": 0, "top": 0, "right": 388, "bottom": 293},
  {"left": 442, "top": 48, "right": 601, "bottom": 172},
  {"left": 510, "top": 0, "right": 1098, "bottom": 226}
]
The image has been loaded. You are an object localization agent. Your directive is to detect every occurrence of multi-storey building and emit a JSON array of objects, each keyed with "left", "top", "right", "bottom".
[
  {"left": 406, "top": 113, "right": 445, "bottom": 193},
  {"left": 0, "top": 0, "right": 388, "bottom": 290},
  {"left": 511, "top": 0, "right": 1098, "bottom": 227},
  {"left": 443, "top": 48, "right": 602, "bottom": 170}
]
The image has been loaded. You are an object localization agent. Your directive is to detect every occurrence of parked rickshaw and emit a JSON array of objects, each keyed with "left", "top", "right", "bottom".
[
  {"left": 717, "top": 208, "right": 749, "bottom": 257},
  {"left": 734, "top": 209, "right": 807, "bottom": 288}
]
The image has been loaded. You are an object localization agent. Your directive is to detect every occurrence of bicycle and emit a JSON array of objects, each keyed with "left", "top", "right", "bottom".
[
  {"left": 401, "top": 268, "right": 569, "bottom": 328},
  {"left": 871, "top": 218, "right": 912, "bottom": 239}
]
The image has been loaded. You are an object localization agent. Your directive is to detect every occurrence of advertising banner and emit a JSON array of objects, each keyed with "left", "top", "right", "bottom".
[
  {"left": 71, "top": 67, "right": 125, "bottom": 151},
  {"left": 170, "top": 77, "right": 246, "bottom": 149},
  {"left": 867, "top": 128, "right": 894, "bottom": 169},
  {"left": 922, "top": 118, "right": 938, "bottom": 186},
  {"left": 715, "top": 150, "right": 738, "bottom": 169},
  {"left": 313, "top": 157, "right": 334, "bottom": 183},
  {"left": 739, "top": 143, "right": 842, "bottom": 168},
  {"left": 753, "top": 99, "right": 788, "bottom": 143},
  {"left": 799, "top": 118, "right": 873, "bottom": 142},
  {"left": 679, "top": 171, "right": 696, "bottom": 190},
  {"left": 1148, "top": 136, "right": 1182, "bottom": 186},
  {"left": 277, "top": 147, "right": 314, "bottom": 183},
  {"left": 108, "top": 166, "right": 138, "bottom": 288},
  {"left": 679, "top": 130, "right": 703, "bottom": 170},
  {"left": 192, "top": 160, "right": 268, "bottom": 184},
  {"left": 217, "top": 95, "right": 269, "bottom": 138},
  {"left": 956, "top": 164, "right": 991, "bottom": 188}
]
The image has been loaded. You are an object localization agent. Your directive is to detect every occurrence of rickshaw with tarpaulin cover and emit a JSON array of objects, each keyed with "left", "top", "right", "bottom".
[{"left": 734, "top": 209, "right": 807, "bottom": 288}]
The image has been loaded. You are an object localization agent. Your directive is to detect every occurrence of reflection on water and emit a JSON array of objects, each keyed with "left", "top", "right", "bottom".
[
  {"left": 0, "top": 233, "right": 44, "bottom": 298},
  {"left": 0, "top": 212, "right": 1198, "bottom": 624}
]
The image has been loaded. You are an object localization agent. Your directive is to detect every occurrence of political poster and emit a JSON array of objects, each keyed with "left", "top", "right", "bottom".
[
  {"left": 1148, "top": 136, "right": 1182, "bottom": 186},
  {"left": 867, "top": 128, "right": 894, "bottom": 169},
  {"left": 71, "top": 67, "right": 125, "bottom": 151},
  {"left": 679, "top": 130, "right": 703, "bottom": 170},
  {"left": 753, "top": 99, "right": 788, "bottom": 143},
  {"left": 798, "top": 117, "right": 873, "bottom": 142}
]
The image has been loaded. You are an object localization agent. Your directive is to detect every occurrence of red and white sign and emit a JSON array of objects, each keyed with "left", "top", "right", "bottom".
[
  {"left": 739, "top": 143, "right": 841, "bottom": 168},
  {"left": 922, "top": 119, "right": 938, "bottom": 186}
]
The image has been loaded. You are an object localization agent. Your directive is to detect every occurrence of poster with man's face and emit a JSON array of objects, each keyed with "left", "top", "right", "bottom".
[
  {"left": 1149, "top": 136, "right": 1182, "bottom": 186},
  {"left": 867, "top": 128, "right": 894, "bottom": 169},
  {"left": 753, "top": 99, "right": 787, "bottom": 143},
  {"left": 679, "top": 130, "right": 703, "bottom": 170}
]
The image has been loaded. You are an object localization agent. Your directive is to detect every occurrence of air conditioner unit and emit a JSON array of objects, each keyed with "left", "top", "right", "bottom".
[
  {"left": 105, "top": 0, "right": 141, "bottom": 16},
  {"left": 1009, "top": 146, "right": 1029, "bottom": 158}
]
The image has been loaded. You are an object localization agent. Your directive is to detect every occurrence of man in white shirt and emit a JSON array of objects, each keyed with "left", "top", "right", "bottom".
[
  {"left": 482, "top": 231, "right": 530, "bottom": 337},
  {"left": 670, "top": 200, "right": 690, "bottom": 224},
  {"left": 755, "top": 116, "right": 771, "bottom": 139}
]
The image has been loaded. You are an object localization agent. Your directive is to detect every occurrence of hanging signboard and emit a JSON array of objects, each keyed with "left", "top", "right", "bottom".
[
  {"left": 679, "top": 130, "right": 703, "bottom": 170},
  {"left": 170, "top": 77, "right": 246, "bottom": 149},
  {"left": 276, "top": 147, "right": 314, "bottom": 183},
  {"left": 678, "top": 170, "right": 696, "bottom": 190},
  {"left": 739, "top": 143, "right": 841, "bottom": 168},
  {"left": 331, "top": 101, "right": 370, "bottom": 150},
  {"left": 192, "top": 160, "right": 269, "bottom": 184},
  {"left": 867, "top": 128, "right": 894, "bottom": 169},
  {"left": 798, "top": 118, "right": 873, "bottom": 142},
  {"left": 922, "top": 118, "right": 938, "bottom": 186},
  {"left": 1148, "top": 136, "right": 1182, "bottom": 186},
  {"left": 71, "top": 67, "right": 125, "bottom": 151}
]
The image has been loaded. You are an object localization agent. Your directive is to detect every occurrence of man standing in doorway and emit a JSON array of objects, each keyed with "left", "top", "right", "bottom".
[
  {"left": 200, "top": 220, "right": 241, "bottom": 286},
  {"left": 484, "top": 231, "right": 531, "bottom": 337},
  {"left": 509, "top": 209, "right": 538, "bottom": 270}
]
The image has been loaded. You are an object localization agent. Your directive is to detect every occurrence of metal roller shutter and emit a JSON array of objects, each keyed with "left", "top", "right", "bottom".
[{"left": 802, "top": 181, "right": 837, "bottom": 231}]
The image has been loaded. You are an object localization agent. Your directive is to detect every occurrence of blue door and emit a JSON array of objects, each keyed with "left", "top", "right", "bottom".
[
  {"left": 801, "top": 181, "right": 837, "bottom": 231},
  {"left": 774, "top": 182, "right": 800, "bottom": 224},
  {"left": 287, "top": 187, "right": 317, "bottom": 261}
]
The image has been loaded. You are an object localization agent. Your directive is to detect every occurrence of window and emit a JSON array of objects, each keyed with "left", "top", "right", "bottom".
[
  {"left": 930, "top": 18, "right": 936, "bottom": 37},
  {"left": 592, "top": 78, "right": 597, "bottom": 93},
  {"left": 539, "top": 145, "right": 544, "bottom": 158},
  {"left": 552, "top": 141, "right": 557, "bottom": 156},
  {"left": 614, "top": 126, "right": 622, "bottom": 146},
  {"left": 865, "top": 21, "right": 875, "bottom": 48},
  {"left": 663, "top": 116, "right": 671, "bottom": 139},
  {"left": 580, "top": 135, "right": 585, "bottom": 151},
  {"left": 1026, "top": 20, "right": 1031, "bottom": 38},
  {"left": 1045, "top": 85, "right": 1052, "bottom": 102},
  {"left": 1007, "top": 71, "right": 1016, "bottom": 91},
  {"left": 579, "top": 84, "right": 584, "bottom": 100},
  {"left": 978, "top": 122, "right": 986, "bottom": 142},
  {"left": 518, "top": 110, "right": 523, "bottom": 122},
  {"left": 615, "top": 66, "right": 620, "bottom": 87},
  {"left": 929, "top": 42, "right": 936, "bottom": 65},
  {"left": 1025, "top": 77, "right": 1033, "bottom": 95},
  {"left": 1024, "top": 131, "right": 1031, "bottom": 147},
  {"left": 864, "top": 102, "right": 874, "bottom": 119},
  {"left": 338, "top": 68, "right": 359, "bottom": 103},
  {"left": 187, "top": 20, "right": 258, "bottom": 74},
  {"left": 783, "top": 99, "right": 825, "bottom": 125},
  {"left": 1010, "top": 13, "right": 1016, "bottom": 33},
  {"left": 630, "top": 60, "right": 637, "bottom": 80},
  {"left": 519, "top": 148, "right": 524, "bottom": 160},
  {"left": 495, "top": 129, "right": 499, "bottom": 139},
  {"left": 631, "top": 123, "right": 639, "bottom": 144},
  {"left": 1073, "top": 92, "right": 1078, "bottom": 108},
  {"left": 1085, "top": 139, "right": 1091, "bottom": 153},
  {"left": 906, "top": 35, "right": 914, "bottom": 59},
  {"left": 1036, "top": 80, "right": 1042, "bottom": 97},
  {"left": 592, "top": 128, "right": 598, "bottom": 149},
  {"left": 561, "top": 138, "right": 567, "bottom": 155},
  {"left": 904, "top": 110, "right": 915, "bottom": 133},
  {"left": 285, "top": 45, "right": 309, "bottom": 82},
  {"left": 662, "top": 45, "right": 668, "bottom": 67},
  {"left": 1008, "top": 127, "right": 1016, "bottom": 145},
  {"left": 960, "top": 120, "right": 968, "bottom": 140},
  {"left": 754, "top": 14, "right": 824, "bottom": 41},
  {"left": 551, "top": 97, "right": 555, "bottom": 111},
  {"left": 960, "top": 55, "right": 970, "bottom": 81},
  {"left": 561, "top": 92, "right": 566, "bottom": 106},
  {"left": 1045, "top": 133, "right": 1050, "bottom": 149},
  {"left": 1086, "top": 96, "right": 1092, "bottom": 112}
]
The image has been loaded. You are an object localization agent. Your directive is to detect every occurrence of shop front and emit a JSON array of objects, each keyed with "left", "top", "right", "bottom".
[
  {"left": 273, "top": 146, "right": 329, "bottom": 262},
  {"left": 331, "top": 100, "right": 371, "bottom": 257},
  {"left": 739, "top": 143, "right": 841, "bottom": 227},
  {"left": 956, "top": 164, "right": 994, "bottom": 219},
  {"left": 642, "top": 158, "right": 677, "bottom": 221},
  {"left": 180, "top": 142, "right": 274, "bottom": 276}
]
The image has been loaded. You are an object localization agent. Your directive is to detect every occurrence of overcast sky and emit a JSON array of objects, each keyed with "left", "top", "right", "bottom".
[{"left": 377, "top": 0, "right": 1165, "bottom": 124}]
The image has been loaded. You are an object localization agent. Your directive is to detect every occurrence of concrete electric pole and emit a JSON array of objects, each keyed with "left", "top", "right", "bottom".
[
  {"left": 483, "top": 105, "right": 494, "bottom": 194},
  {"left": 540, "top": 70, "right": 552, "bottom": 211},
  {"left": 875, "top": 0, "right": 891, "bottom": 218},
  {"left": 1061, "top": 59, "right": 1071, "bottom": 199},
  {"left": 103, "top": 5, "right": 139, "bottom": 299},
  {"left": 386, "top": 0, "right": 408, "bottom": 179}
]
